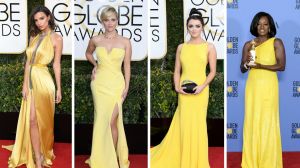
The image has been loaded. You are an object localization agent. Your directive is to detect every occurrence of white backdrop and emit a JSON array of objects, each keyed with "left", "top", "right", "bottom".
[
  {"left": 45, "top": 0, "right": 72, "bottom": 55},
  {"left": 149, "top": 0, "right": 167, "bottom": 59},
  {"left": 74, "top": 0, "right": 148, "bottom": 61},
  {"left": 0, "top": 0, "right": 27, "bottom": 54},
  {"left": 184, "top": 0, "right": 225, "bottom": 59}
]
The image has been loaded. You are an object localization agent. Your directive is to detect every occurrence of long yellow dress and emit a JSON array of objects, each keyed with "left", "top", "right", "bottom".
[
  {"left": 151, "top": 43, "right": 210, "bottom": 168},
  {"left": 85, "top": 47, "right": 130, "bottom": 168},
  {"left": 242, "top": 37, "right": 282, "bottom": 168},
  {"left": 2, "top": 31, "right": 56, "bottom": 167}
]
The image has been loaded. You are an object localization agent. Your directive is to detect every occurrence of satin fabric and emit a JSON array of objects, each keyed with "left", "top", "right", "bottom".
[
  {"left": 85, "top": 47, "right": 130, "bottom": 168},
  {"left": 242, "top": 37, "right": 283, "bottom": 168},
  {"left": 2, "top": 31, "right": 56, "bottom": 168},
  {"left": 151, "top": 43, "right": 210, "bottom": 168}
]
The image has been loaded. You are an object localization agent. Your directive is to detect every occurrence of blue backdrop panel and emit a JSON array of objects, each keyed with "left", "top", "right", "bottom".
[{"left": 227, "top": 0, "right": 300, "bottom": 152}]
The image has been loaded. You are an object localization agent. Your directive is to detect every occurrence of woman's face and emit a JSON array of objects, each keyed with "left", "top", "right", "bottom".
[
  {"left": 257, "top": 16, "right": 270, "bottom": 37},
  {"left": 34, "top": 12, "right": 50, "bottom": 31},
  {"left": 102, "top": 13, "right": 118, "bottom": 32},
  {"left": 187, "top": 19, "right": 203, "bottom": 38}
]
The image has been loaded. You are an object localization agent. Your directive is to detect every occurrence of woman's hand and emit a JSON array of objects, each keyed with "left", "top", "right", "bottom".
[
  {"left": 22, "top": 84, "right": 29, "bottom": 100},
  {"left": 247, "top": 62, "right": 261, "bottom": 69},
  {"left": 176, "top": 87, "right": 189, "bottom": 95},
  {"left": 56, "top": 89, "right": 62, "bottom": 104},
  {"left": 121, "top": 88, "right": 129, "bottom": 103},
  {"left": 246, "top": 51, "right": 252, "bottom": 64},
  {"left": 193, "top": 85, "right": 206, "bottom": 95},
  {"left": 91, "top": 65, "right": 97, "bottom": 80}
]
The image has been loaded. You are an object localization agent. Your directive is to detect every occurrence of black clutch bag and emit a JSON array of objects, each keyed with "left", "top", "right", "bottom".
[{"left": 181, "top": 80, "right": 197, "bottom": 93}]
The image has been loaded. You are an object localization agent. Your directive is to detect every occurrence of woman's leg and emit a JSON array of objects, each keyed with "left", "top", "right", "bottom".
[
  {"left": 30, "top": 95, "right": 43, "bottom": 168},
  {"left": 110, "top": 103, "right": 119, "bottom": 150}
]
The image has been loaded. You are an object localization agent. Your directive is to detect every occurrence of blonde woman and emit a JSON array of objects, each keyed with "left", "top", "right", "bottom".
[{"left": 85, "top": 6, "right": 131, "bottom": 168}]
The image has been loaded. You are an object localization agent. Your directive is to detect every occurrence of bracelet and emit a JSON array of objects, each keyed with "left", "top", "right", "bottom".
[{"left": 243, "top": 63, "right": 249, "bottom": 70}]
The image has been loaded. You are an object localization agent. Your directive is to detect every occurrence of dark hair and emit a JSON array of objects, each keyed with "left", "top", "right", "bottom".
[
  {"left": 186, "top": 8, "right": 204, "bottom": 27},
  {"left": 29, "top": 6, "right": 56, "bottom": 37},
  {"left": 250, "top": 12, "right": 276, "bottom": 37}
]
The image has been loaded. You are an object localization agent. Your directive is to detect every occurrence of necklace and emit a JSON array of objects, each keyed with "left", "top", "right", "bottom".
[{"left": 104, "top": 32, "right": 117, "bottom": 39}]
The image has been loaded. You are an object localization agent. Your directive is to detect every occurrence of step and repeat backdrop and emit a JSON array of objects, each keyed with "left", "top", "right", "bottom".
[
  {"left": 0, "top": 0, "right": 27, "bottom": 54},
  {"left": 150, "top": 0, "right": 225, "bottom": 59},
  {"left": 0, "top": 0, "right": 72, "bottom": 55},
  {"left": 183, "top": 0, "right": 225, "bottom": 59},
  {"left": 45, "top": 0, "right": 72, "bottom": 55},
  {"left": 0, "top": 0, "right": 224, "bottom": 59},
  {"left": 227, "top": 0, "right": 300, "bottom": 152},
  {"left": 74, "top": 0, "right": 148, "bottom": 61}
]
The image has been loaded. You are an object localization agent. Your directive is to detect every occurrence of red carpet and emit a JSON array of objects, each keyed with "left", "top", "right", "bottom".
[
  {"left": 75, "top": 154, "right": 147, "bottom": 168},
  {"left": 0, "top": 140, "right": 71, "bottom": 168},
  {"left": 76, "top": 148, "right": 223, "bottom": 168},
  {"left": 228, "top": 152, "right": 300, "bottom": 168},
  {"left": 209, "top": 147, "right": 224, "bottom": 168}
]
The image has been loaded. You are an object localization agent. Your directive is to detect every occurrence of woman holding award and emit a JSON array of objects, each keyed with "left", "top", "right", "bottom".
[
  {"left": 151, "top": 8, "right": 216, "bottom": 168},
  {"left": 240, "top": 12, "right": 286, "bottom": 168},
  {"left": 2, "top": 6, "right": 63, "bottom": 168}
]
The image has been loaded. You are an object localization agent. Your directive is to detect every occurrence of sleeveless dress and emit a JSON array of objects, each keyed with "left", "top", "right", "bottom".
[
  {"left": 2, "top": 31, "right": 56, "bottom": 167},
  {"left": 85, "top": 47, "right": 130, "bottom": 168},
  {"left": 151, "top": 43, "right": 210, "bottom": 168},
  {"left": 242, "top": 37, "right": 282, "bottom": 168}
]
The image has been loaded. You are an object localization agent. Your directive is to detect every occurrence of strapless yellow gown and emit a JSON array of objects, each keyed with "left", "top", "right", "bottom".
[
  {"left": 2, "top": 31, "right": 56, "bottom": 167},
  {"left": 242, "top": 37, "right": 282, "bottom": 168},
  {"left": 85, "top": 47, "right": 130, "bottom": 168},
  {"left": 151, "top": 43, "right": 210, "bottom": 168}
]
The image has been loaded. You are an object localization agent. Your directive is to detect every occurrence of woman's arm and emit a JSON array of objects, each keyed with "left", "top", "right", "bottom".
[
  {"left": 123, "top": 38, "right": 132, "bottom": 91},
  {"left": 193, "top": 43, "right": 217, "bottom": 94},
  {"left": 85, "top": 37, "right": 97, "bottom": 80},
  {"left": 240, "top": 41, "right": 251, "bottom": 73},
  {"left": 203, "top": 43, "right": 217, "bottom": 86},
  {"left": 121, "top": 38, "right": 132, "bottom": 103},
  {"left": 22, "top": 53, "right": 31, "bottom": 100},
  {"left": 22, "top": 36, "right": 34, "bottom": 100},
  {"left": 249, "top": 38, "right": 286, "bottom": 71},
  {"left": 173, "top": 44, "right": 187, "bottom": 94},
  {"left": 52, "top": 34, "right": 63, "bottom": 103},
  {"left": 85, "top": 37, "right": 97, "bottom": 67}
]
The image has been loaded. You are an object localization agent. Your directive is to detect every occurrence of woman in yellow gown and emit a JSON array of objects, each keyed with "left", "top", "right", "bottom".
[
  {"left": 2, "top": 6, "right": 63, "bottom": 168},
  {"left": 85, "top": 6, "right": 131, "bottom": 168},
  {"left": 240, "top": 12, "right": 286, "bottom": 168},
  {"left": 151, "top": 8, "right": 217, "bottom": 168}
]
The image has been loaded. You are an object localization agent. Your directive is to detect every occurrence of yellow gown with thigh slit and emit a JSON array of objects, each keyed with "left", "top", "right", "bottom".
[
  {"left": 242, "top": 37, "right": 283, "bottom": 168},
  {"left": 2, "top": 31, "right": 56, "bottom": 168},
  {"left": 85, "top": 47, "right": 130, "bottom": 168},
  {"left": 151, "top": 43, "right": 210, "bottom": 168}
]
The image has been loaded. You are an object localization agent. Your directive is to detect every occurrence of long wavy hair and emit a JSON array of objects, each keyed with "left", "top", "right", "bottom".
[{"left": 29, "top": 6, "right": 56, "bottom": 37}]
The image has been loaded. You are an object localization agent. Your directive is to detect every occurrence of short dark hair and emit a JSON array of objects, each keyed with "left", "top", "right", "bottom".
[
  {"left": 186, "top": 8, "right": 204, "bottom": 27},
  {"left": 250, "top": 12, "right": 276, "bottom": 37},
  {"left": 29, "top": 6, "right": 56, "bottom": 37}
]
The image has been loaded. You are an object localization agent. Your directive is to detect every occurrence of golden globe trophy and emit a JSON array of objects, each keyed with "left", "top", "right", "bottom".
[{"left": 248, "top": 40, "right": 256, "bottom": 66}]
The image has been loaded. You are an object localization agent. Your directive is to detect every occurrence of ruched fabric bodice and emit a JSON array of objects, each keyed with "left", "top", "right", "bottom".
[{"left": 86, "top": 46, "right": 130, "bottom": 168}]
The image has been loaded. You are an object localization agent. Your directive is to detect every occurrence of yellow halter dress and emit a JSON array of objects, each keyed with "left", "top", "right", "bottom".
[{"left": 3, "top": 31, "right": 56, "bottom": 168}]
